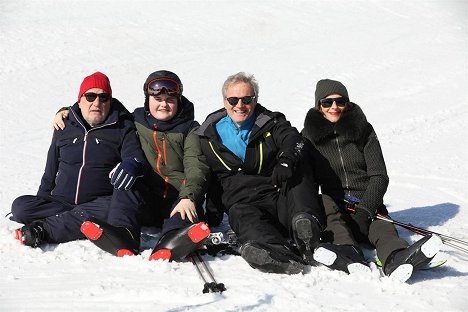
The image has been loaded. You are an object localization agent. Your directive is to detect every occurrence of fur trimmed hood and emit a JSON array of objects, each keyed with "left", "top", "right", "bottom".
[{"left": 302, "top": 103, "right": 369, "bottom": 143}]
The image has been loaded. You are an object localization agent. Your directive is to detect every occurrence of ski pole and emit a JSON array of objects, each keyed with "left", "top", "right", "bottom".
[
  {"left": 376, "top": 214, "right": 468, "bottom": 253},
  {"left": 343, "top": 195, "right": 468, "bottom": 253},
  {"left": 189, "top": 251, "right": 226, "bottom": 293}
]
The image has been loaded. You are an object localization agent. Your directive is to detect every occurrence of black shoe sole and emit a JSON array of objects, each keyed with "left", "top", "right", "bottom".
[{"left": 241, "top": 243, "right": 304, "bottom": 275}]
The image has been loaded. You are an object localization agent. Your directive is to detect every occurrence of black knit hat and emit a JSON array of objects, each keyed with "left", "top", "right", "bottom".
[
  {"left": 314, "top": 79, "right": 349, "bottom": 109},
  {"left": 143, "top": 70, "right": 183, "bottom": 111}
]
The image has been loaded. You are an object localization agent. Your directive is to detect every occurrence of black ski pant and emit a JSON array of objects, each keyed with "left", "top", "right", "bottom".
[
  {"left": 11, "top": 189, "right": 142, "bottom": 244},
  {"left": 321, "top": 195, "right": 408, "bottom": 267},
  {"left": 228, "top": 163, "right": 325, "bottom": 247}
]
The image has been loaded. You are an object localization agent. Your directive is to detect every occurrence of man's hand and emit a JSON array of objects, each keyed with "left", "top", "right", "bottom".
[
  {"left": 271, "top": 158, "right": 294, "bottom": 187},
  {"left": 170, "top": 198, "right": 198, "bottom": 223},
  {"left": 53, "top": 110, "right": 69, "bottom": 130},
  {"left": 109, "top": 157, "right": 144, "bottom": 191}
]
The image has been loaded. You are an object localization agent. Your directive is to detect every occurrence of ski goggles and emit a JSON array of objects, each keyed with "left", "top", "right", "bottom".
[
  {"left": 147, "top": 78, "right": 182, "bottom": 96},
  {"left": 82, "top": 92, "right": 110, "bottom": 102},
  {"left": 225, "top": 95, "right": 256, "bottom": 106},
  {"left": 319, "top": 97, "right": 348, "bottom": 108}
]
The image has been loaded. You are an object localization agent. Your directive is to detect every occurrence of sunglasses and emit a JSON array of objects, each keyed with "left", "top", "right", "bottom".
[
  {"left": 225, "top": 95, "right": 256, "bottom": 106},
  {"left": 83, "top": 92, "right": 110, "bottom": 102},
  {"left": 147, "top": 78, "right": 181, "bottom": 96},
  {"left": 319, "top": 97, "right": 348, "bottom": 108}
]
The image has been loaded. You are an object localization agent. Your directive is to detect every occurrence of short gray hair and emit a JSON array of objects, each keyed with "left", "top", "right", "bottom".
[{"left": 222, "top": 72, "right": 259, "bottom": 98}]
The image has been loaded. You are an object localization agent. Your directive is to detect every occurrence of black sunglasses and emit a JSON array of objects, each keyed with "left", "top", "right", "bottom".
[
  {"left": 83, "top": 92, "right": 110, "bottom": 102},
  {"left": 225, "top": 95, "right": 256, "bottom": 106},
  {"left": 319, "top": 97, "right": 348, "bottom": 108}
]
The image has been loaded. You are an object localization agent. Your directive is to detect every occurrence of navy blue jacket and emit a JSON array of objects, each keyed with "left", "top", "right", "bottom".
[{"left": 37, "top": 99, "right": 145, "bottom": 205}]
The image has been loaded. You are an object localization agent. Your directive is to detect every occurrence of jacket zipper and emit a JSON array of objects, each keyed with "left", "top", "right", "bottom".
[
  {"left": 153, "top": 125, "right": 169, "bottom": 198},
  {"left": 334, "top": 129, "right": 350, "bottom": 195},
  {"left": 71, "top": 108, "right": 117, "bottom": 204}
]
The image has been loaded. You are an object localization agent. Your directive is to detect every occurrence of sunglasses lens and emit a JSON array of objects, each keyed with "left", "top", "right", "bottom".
[
  {"left": 148, "top": 78, "right": 181, "bottom": 96},
  {"left": 226, "top": 96, "right": 255, "bottom": 106},
  {"left": 241, "top": 96, "right": 255, "bottom": 104},
  {"left": 334, "top": 98, "right": 347, "bottom": 107},
  {"left": 226, "top": 97, "right": 239, "bottom": 105},
  {"left": 84, "top": 93, "right": 97, "bottom": 102},
  {"left": 319, "top": 99, "right": 333, "bottom": 108}
]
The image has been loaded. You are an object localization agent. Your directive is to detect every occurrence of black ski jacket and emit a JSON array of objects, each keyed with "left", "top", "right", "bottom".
[
  {"left": 38, "top": 99, "right": 145, "bottom": 205},
  {"left": 194, "top": 104, "right": 304, "bottom": 211},
  {"left": 301, "top": 104, "right": 389, "bottom": 215}
]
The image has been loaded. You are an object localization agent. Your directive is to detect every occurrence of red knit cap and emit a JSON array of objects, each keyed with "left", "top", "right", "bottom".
[{"left": 77, "top": 72, "right": 112, "bottom": 102}]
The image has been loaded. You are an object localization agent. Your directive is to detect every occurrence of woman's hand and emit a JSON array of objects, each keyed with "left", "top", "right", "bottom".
[
  {"left": 53, "top": 110, "right": 69, "bottom": 130},
  {"left": 170, "top": 198, "right": 197, "bottom": 223}
]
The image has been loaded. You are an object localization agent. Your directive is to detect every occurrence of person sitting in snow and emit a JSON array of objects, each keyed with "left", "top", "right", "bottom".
[
  {"left": 301, "top": 78, "right": 443, "bottom": 282},
  {"left": 195, "top": 72, "right": 329, "bottom": 274},
  {"left": 51, "top": 70, "right": 211, "bottom": 261},
  {"left": 11, "top": 72, "right": 146, "bottom": 256}
]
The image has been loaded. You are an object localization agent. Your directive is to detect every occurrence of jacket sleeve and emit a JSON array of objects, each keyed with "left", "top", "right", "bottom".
[
  {"left": 271, "top": 115, "right": 305, "bottom": 167},
  {"left": 178, "top": 128, "right": 210, "bottom": 206},
  {"left": 37, "top": 131, "right": 60, "bottom": 197},
  {"left": 119, "top": 118, "right": 147, "bottom": 167},
  {"left": 359, "top": 124, "right": 389, "bottom": 215}
]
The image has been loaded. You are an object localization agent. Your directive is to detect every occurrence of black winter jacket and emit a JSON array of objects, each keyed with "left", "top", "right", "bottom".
[
  {"left": 38, "top": 99, "right": 145, "bottom": 205},
  {"left": 195, "top": 104, "right": 304, "bottom": 210},
  {"left": 301, "top": 104, "right": 389, "bottom": 216}
]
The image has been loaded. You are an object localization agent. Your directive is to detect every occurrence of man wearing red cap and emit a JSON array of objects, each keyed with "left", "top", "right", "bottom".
[{"left": 10, "top": 72, "right": 146, "bottom": 256}]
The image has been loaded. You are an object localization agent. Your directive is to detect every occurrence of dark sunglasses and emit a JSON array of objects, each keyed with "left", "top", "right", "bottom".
[
  {"left": 319, "top": 97, "right": 348, "bottom": 108},
  {"left": 83, "top": 92, "right": 110, "bottom": 102},
  {"left": 225, "top": 95, "right": 256, "bottom": 106},
  {"left": 147, "top": 78, "right": 181, "bottom": 96}
]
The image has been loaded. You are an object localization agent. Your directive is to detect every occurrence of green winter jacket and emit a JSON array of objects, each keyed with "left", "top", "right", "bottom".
[{"left": 133, "top": 98, "right": 209, "bottom": 207}]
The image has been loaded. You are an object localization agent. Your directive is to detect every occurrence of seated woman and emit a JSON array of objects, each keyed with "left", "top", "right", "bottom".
[{"left": 301, "top": 79, "right": 442, "bottom": 282}]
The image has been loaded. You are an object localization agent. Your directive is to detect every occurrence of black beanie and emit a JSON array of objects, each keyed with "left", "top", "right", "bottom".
[
  {"left": 314, "top": 79, "right": 349, "bottom": 109},
  {"left": 143, "top": 70, "right": 183, "bottom": 111}
]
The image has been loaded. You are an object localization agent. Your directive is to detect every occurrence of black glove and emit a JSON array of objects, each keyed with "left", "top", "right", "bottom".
[
  {"left": 109, "top": 157, "right": 144, "bottom": 191},
  {"left": 351, "top": 208, "right": 372, "bottom": 236},
  {"left": 271, "top": 158, "right": 294, "bottom": 188}
]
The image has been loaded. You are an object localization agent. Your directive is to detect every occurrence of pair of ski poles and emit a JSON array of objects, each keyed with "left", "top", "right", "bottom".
[{"left": 344, "top": 195, "right": 468, "bottom": 254}]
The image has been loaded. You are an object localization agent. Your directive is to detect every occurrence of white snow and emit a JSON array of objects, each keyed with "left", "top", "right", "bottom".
[{"left": 1, "top": 0, "right": 467, "bottom": 311}]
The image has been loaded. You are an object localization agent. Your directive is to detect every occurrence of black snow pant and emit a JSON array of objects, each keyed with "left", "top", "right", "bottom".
[
  {"left": 228, "top": 162, "right": 325, "bottom": 247},
  {"left": 10, "top": 189, "right": 142, "bottom": 244},
  {"left": 321, "top": 194, "right": 408, "bottom": 267}
]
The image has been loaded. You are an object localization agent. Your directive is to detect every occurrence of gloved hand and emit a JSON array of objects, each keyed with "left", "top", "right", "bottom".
[
  {"left": 351, "top": 207, "right": 372, "bottom": 236},
  {"left": 109, "top": 157, "right": 144, "bottom": 191},
  {"left": 271, "top": 158, "right": 294, "bottom": 187}
]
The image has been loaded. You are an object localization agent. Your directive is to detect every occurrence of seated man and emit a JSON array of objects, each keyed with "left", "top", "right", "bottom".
[
  {"left": 10, "top": 72, "right": 146, "bottom": 257},
  {"left": 197, "top": 72, "right": 325, "bottom": 274}
]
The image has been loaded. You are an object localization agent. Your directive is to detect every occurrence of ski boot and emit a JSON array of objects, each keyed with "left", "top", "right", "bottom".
[
  {"left": 80, "top": 219, "right": 139, "bottom": 257},
  {"left": 384, "top": 234, "right": 442, "bottom": 282},
  {"left": 313, "top": 243, "right": 371, "bottom": 274},
  {"left": 149, "top": 222, "right": 210, "bottom": 261},
  {"left": 15, "top": 220, "right": 48, "bottom": 248},
  {"left": 240, "top": 240, "right": 305, "bottom": 274},
  {"left": 291, "top": 213, "right": 321, "bottom": 265}
]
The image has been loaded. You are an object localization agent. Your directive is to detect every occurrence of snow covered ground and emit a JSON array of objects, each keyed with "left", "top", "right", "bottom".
[{"left": 1, "top": 0, "right": 467, "bottom": 311}]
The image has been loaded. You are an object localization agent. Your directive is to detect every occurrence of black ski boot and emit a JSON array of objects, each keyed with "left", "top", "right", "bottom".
[
  {"left": 313, "top": 243, "right": 371, "bottom": 274},
  {"left": 15, "top": 220, "right": 48, "bottom": 248},
  {"left": 240, "top": 241, "right": 305, "bottom": 274},
  {"left": 149, "top": 222, "right": 211, "bottom": 261},
  {"left": 291, "top": 213, "right": 321, "bottom": 265},
  {"left": 384, "top": 234, "right": 442, "bottom": 282},
  {"left": 80, "top": 219, "right": 140, "bottom": 257}
]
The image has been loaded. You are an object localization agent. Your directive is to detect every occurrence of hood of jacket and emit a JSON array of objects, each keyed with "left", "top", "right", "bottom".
[
  {"left": 134, "top": 95, "right": 196, "bottom": 133},
  {"left": 302, "top": 103, "right": 368, "bottom": 143}
]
